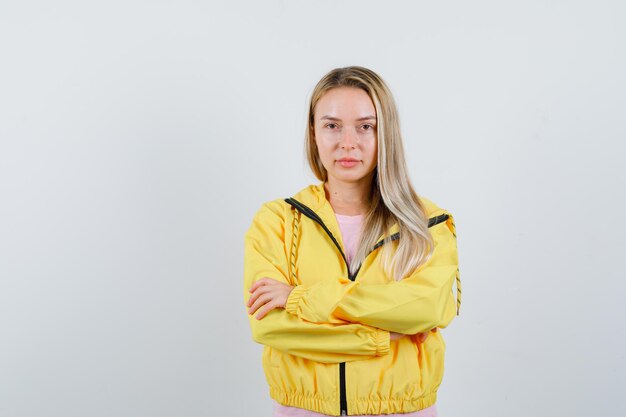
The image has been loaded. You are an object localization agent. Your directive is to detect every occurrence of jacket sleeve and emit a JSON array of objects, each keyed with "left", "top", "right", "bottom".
[
  {"left": 284, "top": 212, "right": 461, "bottom": 335},
  {"left": 244, "top": 200, "right": 390, "bottom": 364}
]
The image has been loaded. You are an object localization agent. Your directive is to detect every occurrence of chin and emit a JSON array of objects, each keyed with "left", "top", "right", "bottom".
[{"left": 330, "top": 172, "right": 370, "bottom": 183}]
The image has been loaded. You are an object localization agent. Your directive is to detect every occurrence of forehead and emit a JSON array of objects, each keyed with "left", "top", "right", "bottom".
[{"left": 314, "top": 87, "right": 376, "bottom": 120}]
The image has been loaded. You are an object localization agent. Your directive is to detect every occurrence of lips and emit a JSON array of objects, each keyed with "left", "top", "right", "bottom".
[{"left": 337, "top": 158, "right": 360, "bottom": 168}]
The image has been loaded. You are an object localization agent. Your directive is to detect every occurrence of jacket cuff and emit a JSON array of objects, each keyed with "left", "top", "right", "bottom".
[
  {"left": 375, "top": 329, "right": 390, "bottom": 356},
  {"left": 285, "top": 285, "right": 307, "bottom": 316}
]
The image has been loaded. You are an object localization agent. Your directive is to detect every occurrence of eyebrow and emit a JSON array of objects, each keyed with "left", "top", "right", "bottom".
[{"left": 320, "top": 115, "right": 377, "bottom": 122}]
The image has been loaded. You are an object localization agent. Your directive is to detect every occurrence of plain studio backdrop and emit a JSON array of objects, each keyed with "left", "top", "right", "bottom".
[{"left": 1, "top": 1, "right": 624, "bottom": 416}]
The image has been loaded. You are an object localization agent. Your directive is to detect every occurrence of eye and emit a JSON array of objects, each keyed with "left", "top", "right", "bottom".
[
  {"left": 361, "top": 124, "right": 374, "bottom": 130},
  {"left": 325, "top": 123, "right": 338, "bottom": 129}
]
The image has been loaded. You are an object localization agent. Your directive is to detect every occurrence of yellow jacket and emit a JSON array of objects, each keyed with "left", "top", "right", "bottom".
[{"left": 243, "top": 182, "right": 461, "bottom": 416}]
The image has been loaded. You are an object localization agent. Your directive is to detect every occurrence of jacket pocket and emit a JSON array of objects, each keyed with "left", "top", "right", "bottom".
[
  {"left": 416, "top": 330, "right": 446, "bottom": 393},
  {"left": 262, "top": 346, "right": 285, "bottom": 393},
  {"left": 264, "top": 346, "right": 281, "bottom": 368}
]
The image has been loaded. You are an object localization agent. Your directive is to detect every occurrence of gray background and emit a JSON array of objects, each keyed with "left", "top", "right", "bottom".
[{"left": 1, "top": 1, "right": 625, "bottom": 416}]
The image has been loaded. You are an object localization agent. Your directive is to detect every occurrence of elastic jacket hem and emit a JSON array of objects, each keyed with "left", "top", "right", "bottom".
[{"left": 270, "top": 387, "right": 438, "bottom": 416}]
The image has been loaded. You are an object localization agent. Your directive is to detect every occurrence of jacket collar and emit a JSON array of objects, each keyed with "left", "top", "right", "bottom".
[
  {"left": 290, "top": 181, "right": 445, "bottom": 244},
  {"left": 293, "top": 181, "right": 412, "bottom": 246},
  {"left": 291, "top": 182, "right": 328, "bottom": 213}
]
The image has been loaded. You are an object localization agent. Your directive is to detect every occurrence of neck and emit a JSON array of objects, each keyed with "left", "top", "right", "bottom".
[{"left": 324, "top": 174, "right": 373, "bottom": 215}]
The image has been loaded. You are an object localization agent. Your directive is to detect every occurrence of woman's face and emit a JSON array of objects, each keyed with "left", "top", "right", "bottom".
[{"left": 313, "top": 87, "right": 378, "bottom": 185}]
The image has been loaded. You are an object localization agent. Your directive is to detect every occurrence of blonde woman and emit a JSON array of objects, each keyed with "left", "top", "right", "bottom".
[{"left": 244, "top": 66, "right": 461, "bottom": 417}]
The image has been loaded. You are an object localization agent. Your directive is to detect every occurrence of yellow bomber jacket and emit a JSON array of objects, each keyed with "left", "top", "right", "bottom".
[{"left": 243, "top": 182, "right": 461, "bottom": 416}]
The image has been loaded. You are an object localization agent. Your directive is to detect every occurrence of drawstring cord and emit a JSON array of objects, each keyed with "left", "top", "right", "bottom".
[
  {"left": 288, "top": 208, "right": 301, "bottom": 285},
  {"left": 447, "top": 215, "right": 462, "bottom": 316}
]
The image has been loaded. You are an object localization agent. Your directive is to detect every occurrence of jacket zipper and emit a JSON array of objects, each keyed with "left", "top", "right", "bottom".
[{"left": 284, "top": 197, "right": 449, "bottom": 416}]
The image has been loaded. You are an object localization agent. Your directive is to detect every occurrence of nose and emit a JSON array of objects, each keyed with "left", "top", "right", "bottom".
[{"left": 340, "top": 128, "right": 357, "bottom": 150}]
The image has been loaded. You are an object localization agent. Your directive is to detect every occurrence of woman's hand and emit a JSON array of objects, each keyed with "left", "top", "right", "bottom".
[
  {"left": 247, "top": 277, "right": 294, "bottom": 319},
  {"left": 390, "top": 328, "right": 436, "bottom": 343},
  {"left": 412, "top": 331, "right": 429, "bottom": 343},
  {"left": 390, "top": 332, "right": 405, "bottom": 341}
]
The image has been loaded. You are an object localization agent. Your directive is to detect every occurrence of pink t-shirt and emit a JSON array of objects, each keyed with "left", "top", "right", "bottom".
[{"left": 272, "top": 213, "right": 438, "bottom": 417}]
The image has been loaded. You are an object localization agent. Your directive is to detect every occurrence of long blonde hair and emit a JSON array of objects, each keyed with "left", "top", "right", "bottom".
[{"left": 305, "top": 66, "right": 434, "bottom": 281}]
